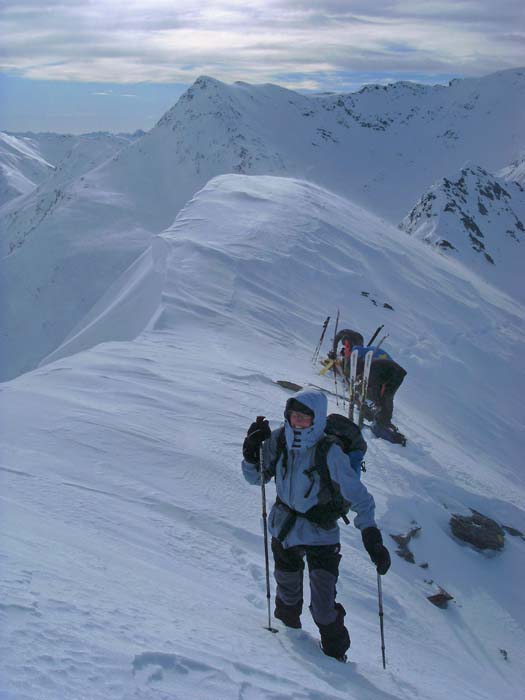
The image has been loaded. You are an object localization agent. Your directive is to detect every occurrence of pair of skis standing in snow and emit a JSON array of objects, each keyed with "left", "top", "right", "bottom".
[{"left": 323, "top": 323, "right": 407, "bottom": 446}]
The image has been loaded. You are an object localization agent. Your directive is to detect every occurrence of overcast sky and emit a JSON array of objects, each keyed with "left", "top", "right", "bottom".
[{"left": 1, "top": 0, "right": 524, "bottom": 133}]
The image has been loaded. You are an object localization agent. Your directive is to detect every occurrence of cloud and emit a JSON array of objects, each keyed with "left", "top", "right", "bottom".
[
  {"left": 0, "top": 0, "right": 523, "bottom": 88},
  {"left": 91, "top": 90, "right": 138, "bottom": 97}
]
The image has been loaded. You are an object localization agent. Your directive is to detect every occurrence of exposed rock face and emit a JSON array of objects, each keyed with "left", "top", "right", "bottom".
[
  {"left": 400, "top": 166, "right": 524, "bottom": 260},
  {"left": 450, "top": 510, "right": 505, "bottom": 551},
  {"left": 390, "top": 525, "right": 421, "bottom": 563},
  {"left": 399, "top": 165, "right": 525, "bottom": 302},
  {"left": 428, "top": 587, "right": 454, "bottom": 609},
  {"left": 502, "top": 524, "right": 525, "bottom": 539}
]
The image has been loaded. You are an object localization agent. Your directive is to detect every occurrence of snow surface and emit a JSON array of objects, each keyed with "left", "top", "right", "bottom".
[
  {"left": 499, "top": 155, "right": 525, "bottom": 186},
  {"left": 1, "top": 69, "right": 524, "bottom": 381},
  {"left": 1, "top": 174, "right": 524, "bottom": 700},
  {"left": 0, "top": 132, "right": 136, "bottom": 211},
  {"left": 0, "top": 133, "right": 55, "bottom": 206}
]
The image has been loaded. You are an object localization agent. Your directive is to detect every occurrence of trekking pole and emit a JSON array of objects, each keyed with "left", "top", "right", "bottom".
[
  {"left": 332, "top": 309, "right": 340, "bottom": 405},
  {"left": 377, "top": 572, "right": 386, "bottom": 669},
  {"left": 332, "top": 308, "right": 340, "bottom": 355},
  {"left": 260, "top": 441, "right": 278, "bottom": 634},
  {"left": 375, "top": 334, "right": 389, "bottom": 351},
  {"left": 366, "top": 324, "right": 384, "bottom": 347},
  {"left": 312, "top": 316, "right": 330, "bottom": 364}
]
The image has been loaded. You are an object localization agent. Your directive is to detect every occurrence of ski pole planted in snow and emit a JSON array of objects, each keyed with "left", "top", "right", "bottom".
[
  {"left": 312, "top": 315, "right": 330, "bottom": 364},
  {"left": 260, "top": 441, "right": 278, "bottom": 634},
  {"left": 377, "top": 572, "right": 386, "bottom": 669}
]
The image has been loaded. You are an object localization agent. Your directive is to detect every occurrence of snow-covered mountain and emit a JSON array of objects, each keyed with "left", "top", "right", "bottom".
[
  {"left": 499, "top": 155, "right": 525, "bottom": 186},
  {"left": 399, "top": 166, "right": 525, "bottom": 301},
  {"left": 1, "top": 69, "right": 523, "bottom": 382},
  {"left": 0, "top": 133, "right": 56, "bottom": 206},
  {"left": 2, "top": 175, "right": 524, "bottom": 700},
  {"left": 0, "top": 131, "right": 138, "bottom": 210}
]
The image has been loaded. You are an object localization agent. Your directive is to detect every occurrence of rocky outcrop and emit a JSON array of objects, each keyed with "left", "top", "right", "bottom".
[
  {"left": 400, "top": 166, "right": 524, "bottom": 268},
  {"left": 400, "top": 165, "right": 525, "bottom": 303},
  {"left": 390, "top": 525, "right": 421, "bottom": 563},
  {"left": 450, "top": 510, "right": 505, "bottom": 551},
  {"left": 428, "top": 587, "right": 454, "bottom": 609}
]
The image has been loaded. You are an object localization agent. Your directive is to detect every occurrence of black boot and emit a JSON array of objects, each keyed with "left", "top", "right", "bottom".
[
  {"left": 317, "top": 603, "right": 350, "bottom": 661},
  {"left": 274, "top": 597, "right": 302, "bottom": 629}
]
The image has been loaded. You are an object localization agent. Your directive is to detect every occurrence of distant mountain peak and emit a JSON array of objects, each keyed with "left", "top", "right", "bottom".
[
  {"left": 498, "top": 155, "right": 525, "bottom": 186},
  {"left": 192, "top": 75, "right": 225, "bottom": 88},
  {"left": 155, "top": 75, "right": 233, "bottom": 129},
  {"left": 400, "top": 166, "right": 524, "bottom": 294}
]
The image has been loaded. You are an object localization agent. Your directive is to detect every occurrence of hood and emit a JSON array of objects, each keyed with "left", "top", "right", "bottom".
[{"left": 284, "top": 389, "right": 327, "bottom": 450}]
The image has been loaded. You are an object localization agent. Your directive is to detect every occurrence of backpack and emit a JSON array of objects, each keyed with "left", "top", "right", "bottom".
[{"left": 272, "top": 413, "right": 367, "bottom": 529}]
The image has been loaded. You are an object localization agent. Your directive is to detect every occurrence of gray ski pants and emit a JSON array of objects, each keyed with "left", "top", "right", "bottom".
[{"left": 271, "top": 537, "right": 342, "bottom": 626}]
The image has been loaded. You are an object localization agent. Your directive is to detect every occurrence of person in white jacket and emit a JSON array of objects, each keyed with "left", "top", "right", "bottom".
[{"left": 242, "top": 389, "right": 391, "bottom": 661}]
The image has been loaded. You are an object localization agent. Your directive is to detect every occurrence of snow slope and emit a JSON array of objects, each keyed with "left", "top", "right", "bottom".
[
  {"left": 1, "top": 175, "right": 524, "bottom": 700},
  {"left": 0, "top": 131, "right": 136, "bottom": 210},
  {"left": 0, "top": 133, "right": 55, "bottom": 206},
  {"left": 499, "top": 155, "right": 525, "bottom": 186},
  {"left": 1, "top": 70, "right": 524, "bottom": 381},
  {"left": 400, "top": 166, "right": 525, "bottom": 302}
]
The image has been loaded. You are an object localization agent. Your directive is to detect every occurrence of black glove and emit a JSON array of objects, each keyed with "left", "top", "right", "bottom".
[
  {"left": 362, "top": 527, "right": 391, "bottom": 575},
  {"left": 242, "top": 416, "right": 271, "bottom": 464}
]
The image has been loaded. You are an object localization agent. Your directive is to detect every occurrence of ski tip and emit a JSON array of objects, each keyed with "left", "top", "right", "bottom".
[{"left": 265, "top": 626, "right": 279, "bottom": 634}]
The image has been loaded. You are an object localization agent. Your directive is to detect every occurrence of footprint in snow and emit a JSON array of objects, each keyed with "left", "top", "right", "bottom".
[{"left": 132, "top": 651, "right": 218, "bottom": 684}]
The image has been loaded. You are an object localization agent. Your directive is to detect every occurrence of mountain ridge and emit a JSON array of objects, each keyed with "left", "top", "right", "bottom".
[{"left": 1, "top": 69, "right": 524, "bottom": 380}]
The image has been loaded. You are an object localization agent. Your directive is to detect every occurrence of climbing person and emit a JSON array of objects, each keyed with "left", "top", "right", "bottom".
[
  {"left": 241, "top": 389, "right": 391, "bottom": 661},
  {"left": 335, "top": 329, "right": 407, "bottom": 445}
]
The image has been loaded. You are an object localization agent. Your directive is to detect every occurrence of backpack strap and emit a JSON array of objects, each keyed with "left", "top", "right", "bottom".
[
  {"left": 304, "top": 436, "right": 350, "bottom": 525},
  {"left": 269, "top": 426, "right": 287, "bottom": 478}
]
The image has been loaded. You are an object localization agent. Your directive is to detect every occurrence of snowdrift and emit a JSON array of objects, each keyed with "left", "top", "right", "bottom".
[{"left": 1, "top": 175, "right": 524, "bottom": 700}]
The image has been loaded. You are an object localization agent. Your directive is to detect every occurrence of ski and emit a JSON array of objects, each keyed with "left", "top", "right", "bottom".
[
  {"left": 358, "top": 350, "right": 374, "bottom": 428},
  {"left": 348, "top": 348, "right": 359, "bottom": 422},
  {"left": 312, "top": 316, "right": 331, "bottom": 364},
  {"left": 306, "top": 384, "right": 346, "bottom": 401},
  {"left": 366, "top": 419, "right": 408, "bottom": 446},
  {"left": 332, "top": 309, "right": 340, "bottom": 405}
]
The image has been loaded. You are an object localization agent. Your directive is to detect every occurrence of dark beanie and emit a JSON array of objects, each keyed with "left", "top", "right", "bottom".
[{"left": 285, "top": 397, "right": 315, "bottom": 419}]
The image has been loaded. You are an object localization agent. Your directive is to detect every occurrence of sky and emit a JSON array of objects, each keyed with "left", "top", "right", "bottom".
[{"left": 1, "top": 0, "right": 524, "bottom": 133}]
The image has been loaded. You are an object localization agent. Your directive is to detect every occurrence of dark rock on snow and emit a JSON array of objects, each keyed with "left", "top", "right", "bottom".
[
  {"left": 428, "top": 587, "right": 454, "bottom": 609},
  {"left": 390, "top": 525, "right": 421, "bottom": 563},
  {"left": 450, "top": 510, "right": 505, "bottom": 551}
]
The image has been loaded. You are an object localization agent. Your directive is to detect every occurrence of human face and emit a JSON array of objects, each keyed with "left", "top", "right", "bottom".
[{"left": 289, "top": 410, "right": 313, "bottom": 429}]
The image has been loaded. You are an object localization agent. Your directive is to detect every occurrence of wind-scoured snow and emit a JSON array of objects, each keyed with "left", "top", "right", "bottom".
[{"left": 1, "top": 175, "right": 524, "bottom": 700}]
